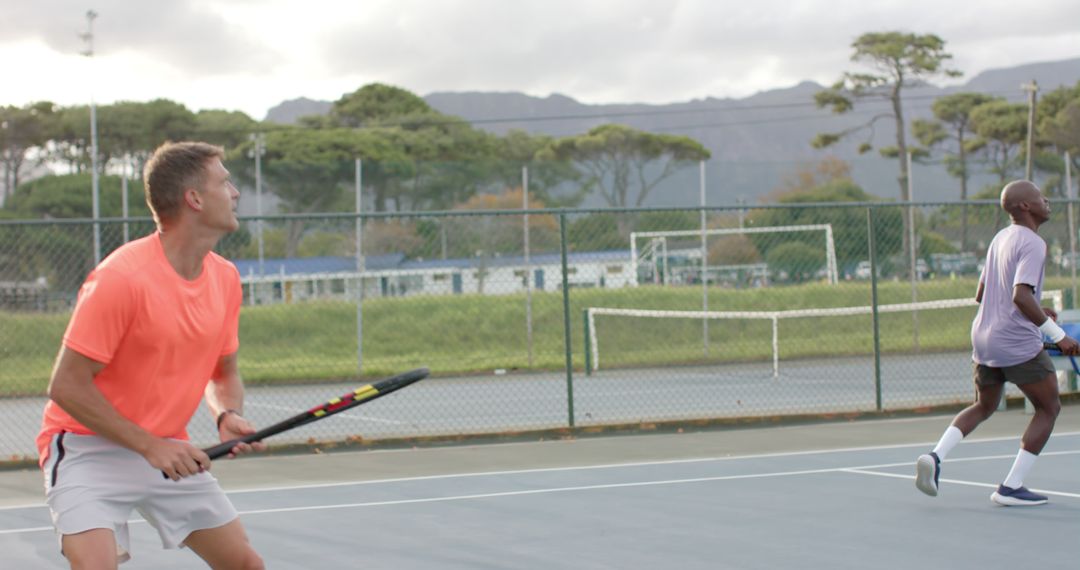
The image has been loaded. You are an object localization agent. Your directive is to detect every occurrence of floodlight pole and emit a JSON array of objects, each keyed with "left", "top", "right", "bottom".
[
  {"left": 249, "top": 133, "right": 266, "bottom": 276},
  {"left": 1022, "top": 80, "right": 1039, "bottom": 181},
  {"left": 1067, "top": 151, "right": 1076, "bottom": 307},
  {"left": 81, "top": 10, "right": 101, "bottom": 264}
]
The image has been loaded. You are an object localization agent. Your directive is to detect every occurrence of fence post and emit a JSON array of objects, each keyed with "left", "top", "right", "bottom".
[
  {"left": 560, "top": 212, "right": 575, "bottom": 427},
  {"left": 523, "top": 165, "right": 534, "bottom": 367},
  {"left": 868, "top": 207, "right": 883, "bottom": 411},
  {"left": 583, "top": 309, "right": 592, "bottom": 376},
  {"left": 355, "top": 158, "right": 364, "bottom": 375},
  {"left": 700, "top": 160, "right": 709, "bottom": 357}
]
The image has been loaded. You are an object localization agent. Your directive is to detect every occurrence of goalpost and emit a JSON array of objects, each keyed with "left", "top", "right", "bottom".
[{"left": 630, "top": 224, "right": 839, "bottom": 286}]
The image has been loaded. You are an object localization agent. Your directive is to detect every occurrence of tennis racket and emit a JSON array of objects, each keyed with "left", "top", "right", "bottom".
[
  {"left": 1043, "top": 342, "right": 1080, "bottom": 374},
  {"left": 163, "top": 368, "right": 430, "bottom": 477},
  {"left": 205, "top": 367, "right": 429, "bottom": 459}
]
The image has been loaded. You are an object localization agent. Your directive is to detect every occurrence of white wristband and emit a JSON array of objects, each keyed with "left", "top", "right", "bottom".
[{"left": 1039, "top": 318, "right": 1067, "bottom": 343}]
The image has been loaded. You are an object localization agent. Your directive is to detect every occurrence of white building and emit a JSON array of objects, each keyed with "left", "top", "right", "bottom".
[{"left": 231, "top": 250, "right": 637, "bottom": 304}]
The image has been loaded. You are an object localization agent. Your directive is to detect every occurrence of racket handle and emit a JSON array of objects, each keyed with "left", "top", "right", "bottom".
[
  {"left": 204, "top": 438, "right": 246, "bottom": 460},
  {"left": 161, "top": 438, "right": 249, "bottom": 478},
  {"left": 1045, "top": 342, "right": 1058, "bottom": 350}
]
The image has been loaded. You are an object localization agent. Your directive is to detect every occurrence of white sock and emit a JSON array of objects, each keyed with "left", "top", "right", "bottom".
[
  {"left": 931, "top": 426, "right": 964, "bottom": 460},
  {"left": 1002, "top": 449, "right": 1038, "bottom": 489}
]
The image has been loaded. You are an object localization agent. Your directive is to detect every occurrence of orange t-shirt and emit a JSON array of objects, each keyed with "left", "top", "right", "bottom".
[{"left": 37, "top": 232, "right": 241, "bottom": 465}]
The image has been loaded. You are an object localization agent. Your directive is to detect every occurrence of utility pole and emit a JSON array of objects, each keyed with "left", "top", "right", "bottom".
[
  {"left": 80, "top": 10, "right": 101, "bottom": 264},
  {"left": 1022, "top": 79, "right": 1039, "bottom": 181},
  {"left": 248, "top": 133, "right": 266, "bottom": 276}
]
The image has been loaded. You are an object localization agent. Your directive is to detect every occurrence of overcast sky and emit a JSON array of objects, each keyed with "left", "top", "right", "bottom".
[{"left": 3, "top": 0, "right": 1079, "bottom": 120}]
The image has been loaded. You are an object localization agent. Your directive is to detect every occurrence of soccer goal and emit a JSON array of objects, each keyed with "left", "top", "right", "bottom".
[
  {"left": 583, "top": 290, "right": 1065, "bottom": 377},
  {"left": 630, "top": 224, "right": 839, "bottom": 286}
]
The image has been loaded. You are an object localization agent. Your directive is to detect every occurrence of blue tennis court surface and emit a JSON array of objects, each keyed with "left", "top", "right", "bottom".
[{"left": 2, "top": 411, "right": 1077, "bottom": 569}]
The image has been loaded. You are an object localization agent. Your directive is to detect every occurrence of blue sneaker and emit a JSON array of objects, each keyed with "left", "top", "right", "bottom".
[
  {"left": 991, "top": 485, "right": 1048, "bottom": 506},
  {"left": 915, "top": 452, "right": 941, "bottom": 496}
]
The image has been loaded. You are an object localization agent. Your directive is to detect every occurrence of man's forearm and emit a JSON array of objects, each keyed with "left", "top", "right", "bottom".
[
  {"left": 50, "top": 375, "right": 157, "bottom": 455},
  {"left": 205, "top": 372, "right": 246, "bottom": 418}
]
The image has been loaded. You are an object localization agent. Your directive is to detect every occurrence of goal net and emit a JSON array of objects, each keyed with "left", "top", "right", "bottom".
[{"left": 630, "top": 224, "right": 839, "bottom": 286}]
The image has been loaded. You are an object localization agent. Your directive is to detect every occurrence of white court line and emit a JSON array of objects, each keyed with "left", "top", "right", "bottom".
[
  {"left": 3, "top": 432, "right": 1077, "bottom": 510},
  {"left": 2, "top": 449, "right": 1078, "bottom": 534},
  {"left": 247, "top": 402, "right": 407, "bottom": 425},
  {"left": 221, "top": 431, "right": 1080, "bottom": 495},
  {"left": 842, "top": 469, "right": 1080, "bottom": 499}
]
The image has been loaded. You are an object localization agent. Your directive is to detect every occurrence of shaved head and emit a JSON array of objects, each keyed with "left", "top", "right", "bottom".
[
  {"left": 1000, "top": 179, "right": 1050, "bottom": 228},
  {"left": 1001, "top": 180, "right": 1041, "bottom": 214}
]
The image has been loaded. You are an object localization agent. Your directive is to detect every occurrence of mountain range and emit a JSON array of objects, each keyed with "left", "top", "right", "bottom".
[{"left": 265, "top": 57, "right": 1080, "bottom": 207}]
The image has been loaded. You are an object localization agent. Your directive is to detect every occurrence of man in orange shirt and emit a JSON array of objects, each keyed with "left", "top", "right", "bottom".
[{"left": 38, "top": 141, "right": 265, "bottom": 568}]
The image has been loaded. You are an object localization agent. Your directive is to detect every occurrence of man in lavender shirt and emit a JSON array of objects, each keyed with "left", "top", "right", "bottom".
[{"left": 915, "top": 180, "right": 1078, "bottom": 506}]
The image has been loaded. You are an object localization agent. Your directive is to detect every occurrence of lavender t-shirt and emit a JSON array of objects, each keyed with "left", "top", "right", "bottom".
[{"left": 970, "top": 224, "right": 1047, "bottom": 367}]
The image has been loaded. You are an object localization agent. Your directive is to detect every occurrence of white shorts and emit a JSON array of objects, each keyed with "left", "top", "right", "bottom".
[{"left": 42, "top": 433, "right": 238, "bottom": 564}]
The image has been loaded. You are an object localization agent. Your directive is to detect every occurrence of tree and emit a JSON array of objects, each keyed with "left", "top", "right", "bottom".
[
  {"left": 812, "top": 32, "right": 960, "bottom": 273},
  {"left": 491, "top": 129, "right": 584, "bottom": 208},
  {"left": 231, "top": 128, "right": 359, "bottom": 257},
  {"left": 767, "top": 156, "right": 852, "bottom": 201},
  {"left": 567, "top": 214, "right": 624, "bottom": 252},
  {"left": 6, "top": 172, "right": 150, "bottom": 219},
  {"left": 709, "top": 234, "right": 761, "bottom": 266},
  {"left": 767, "top": 242, "right": 824, "bottom": 283},
  {"left": 99, "top": 99, "right": 198, "bottom": 174},
  {"left": 540, "top": 124, "right": 709, "bottom": 236},
  {"left": 0, "top": 102, "right": 58, "bottom": 204},
  {"left": 389, "top": 120, "right": 498, "bottom": 211},
  {"left": 330, "top": 84, "right": 433, "bottom": 128},
  {"left": 317, "top": 83, "right": 503, "bottom": 212},
  {"left": 50, "top": 105, "right": 92, "bottom": 173},
  {"left": 194, "top": 109, "right": 258, "bottom": 150},
  {"left": 1038, "top": 81, "right": 1080, "bottom": 181},
  {"left": 912, "top": 93, "right": 998, "bottom": 250},
  {"left": 442, "top": 188, "right": 559, "bottom": 260},
  {"left": 746, "top": 179, "right": 903, "bottom": 268},
  {"left": 2, "top": 173, "right": 157, "bottom": 290},
  {"left": 968, "top": 100, "right": 1028, "bottom": 185}
]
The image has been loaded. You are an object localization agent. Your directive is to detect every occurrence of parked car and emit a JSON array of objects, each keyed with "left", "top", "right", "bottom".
[{"left": 854, "top": 259, "right": 928, "bottom": 280}]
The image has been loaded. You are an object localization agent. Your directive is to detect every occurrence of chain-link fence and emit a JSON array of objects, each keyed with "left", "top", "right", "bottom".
[{"left": 2, "top": 200, "right": 1079, "bottom": 463}]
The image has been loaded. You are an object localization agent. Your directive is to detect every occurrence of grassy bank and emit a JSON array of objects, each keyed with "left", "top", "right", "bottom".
[{"left": 2, "top": 277, "right": 1066, "bottom": 396}]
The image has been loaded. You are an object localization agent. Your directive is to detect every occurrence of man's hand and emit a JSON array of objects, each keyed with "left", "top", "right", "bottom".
[
  {"left": 1057, "top": 336, "right": 1080, "bottom": 356},
  {"left": 144, "top": 439, "right": 211, "bottom": 481},
  {"left": 217, "top": 412, "right": 266, "bottom": 458}
]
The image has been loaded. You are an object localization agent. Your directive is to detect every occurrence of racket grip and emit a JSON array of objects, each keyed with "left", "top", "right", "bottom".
[
  {"left": 161, "top": 438, "right": 245, "bottom": 479},
  {"left": 204, "top": 438, "right": 245, "bottom": 460}
]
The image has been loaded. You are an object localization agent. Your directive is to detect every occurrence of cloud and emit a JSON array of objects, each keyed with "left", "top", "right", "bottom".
[
  {"left": 0, "top": 0, "right": 280, "bottom": 75},
  {"left": 317, "top": 0, "right": 1080, "bottom": 103},
  {"left": 1, "top": 0, "right": 1078, "bottom": 117}
]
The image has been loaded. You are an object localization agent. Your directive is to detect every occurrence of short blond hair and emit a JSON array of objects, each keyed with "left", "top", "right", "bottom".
[{"left": 143, "top": 141, "right": 224, "bottom": 225}]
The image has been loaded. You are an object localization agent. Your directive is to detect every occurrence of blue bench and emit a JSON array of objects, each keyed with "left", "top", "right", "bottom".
[{"left": 1044, "top": 315, "right": 1080, "bottom": 394}]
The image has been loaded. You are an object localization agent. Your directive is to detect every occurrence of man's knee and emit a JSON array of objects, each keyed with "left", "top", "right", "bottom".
[
  {"left": 1040, "top": 397, "right": 1062, "bottom": 417},
  {"left": 62, "top": 529, "right": 118, "bottom": 570},
  {"left": 240, "top": 549, "right": 265, "bottom": 570},
  {"left": 975, "top": 397, "right": 999, "bottom": 418}
]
